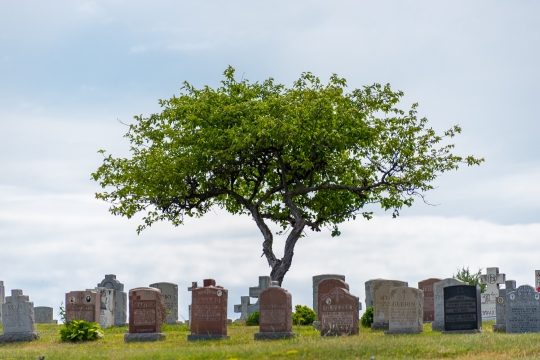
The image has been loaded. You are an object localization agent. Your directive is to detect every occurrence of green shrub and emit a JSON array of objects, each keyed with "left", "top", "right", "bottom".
[
  {"left": 453, "top": 266, "right": 486, "bottom": 293},
  {"left": 292, "top": 305, "right": 317, "bottom": 325},
  {"left": 59, "top": 319, "right": 104, "bottom": 342},
  {"left": 360, "top": 306, "right": 374, "bottom": 328},
  {"left": 246, "top": 311, "right": 260, "bottom": 326}
]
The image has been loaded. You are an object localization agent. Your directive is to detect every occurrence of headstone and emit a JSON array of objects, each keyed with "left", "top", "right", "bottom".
[
  {"left": 432, "top": 278, "right": 466, "bottom": 331},
  {"left": 313, "top": 274, "right": 345, "bottom": 315},
  {"left": 365, "top": 278, "right": 383, "bottom": 308},
  {"left": 34, "top": 306, "right": 57, "bottom": 324},
  {"left": 124, "top": 287, "right": 167, "bottom": 342},
  {"left": 97, "top": 274, "right": 127, "bottom": 327},
  {"left": 188, "top": 279, "right": 229, "bottom": 341},
  {"left": 149, "top": 282, "right": 178, "bottom": 325},
  {"left": 371, "top": 279, "right": 408, "bottom": 330},
  {"left": 479, "top": 267, "right": 505, "bottom": 320},
  {"left": 0, "top": 289, "right": 40, "bottom": 343},
  {"left": 493, "top": 280, "right": 516, "bottom": 332},
  {"left": 318, "top": 283, "right": 359, "bottom": 336},
  {"left": 443, "top": 285, "right": 482, "bottom": 333},
  {"left": 418, "top": 278, "right": 441, "bottom": 322},
  {"left": 0, "top": 281, "right": 4, "bottom": 323},
  {"left": 234, "top": 276, "right": 271, "bottom": 321},
  {"left": 535, "top": 270, "right": 540, "bottom": 292},
  {"left": 254, "top": 286, "right": 296, "bottom": 340},
  {"left": 385, "top": 287, "right": 423, "bottom": 334},
  {"left": 65, "top": 290, "right": 100, "bottom": 323},
  {"left": 87, "top": 287, "right": 116, "bottom": 328},
  {"left": 506, "top": 285, "right": 540, "bottom": 333},
  {"left": 187, "top": 281, "right": 198, "bottom": 323}
]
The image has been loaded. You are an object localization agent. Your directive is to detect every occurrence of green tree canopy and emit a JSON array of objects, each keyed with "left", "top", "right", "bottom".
[{"left": 92, "top": 66, "right": 483, "bottom": 284}]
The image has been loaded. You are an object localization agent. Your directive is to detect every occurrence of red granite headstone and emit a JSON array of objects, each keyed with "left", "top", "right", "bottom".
[
  {"left": 259, "top": 287, "right": 292, "bottom": 332},
  {"left": 319, "top": 286, "right": 359, "bottom": 336},
  {"left": 128, "top": 287, "right": 167, "bottom": 334},
  {"left": 188, "top": 278, "right": 229, "bottom": 340},
  {"left": 317, "top": 279, "right": 349, "bottom": 321},
  {"left": 65, "top": 290, "right": 100, "bottom": 323},
  {"left": 418, "top": 278, "right": 442, "bottom": 322}
]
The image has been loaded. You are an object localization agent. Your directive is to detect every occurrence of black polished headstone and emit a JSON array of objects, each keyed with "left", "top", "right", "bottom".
[{"left": 443, "top": 285, "right": 481, "bottom": 332}]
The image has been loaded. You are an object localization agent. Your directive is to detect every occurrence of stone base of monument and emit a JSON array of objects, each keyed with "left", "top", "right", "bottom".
[
  {"left": 442, "top": 329, "right": 482, "bottom": 334},
  {"left": 0, "top": 332, "right": 40, "bottom": 343},
  {"left": 124, "top": 333, "right": 166, "bottom": 342},
  {"left": 492, "top": 325, "right": 506, "bottom": 332},
  {"left": 384, "top": 330, "right": 422, "bottom": 335},
  {"left": 371, "top": 322, "right": 388, "bottom": 330},
  {"left": 254, "top": 332, "right": 297, "bottom": 340},
  {"left": 187, "top": 334, "right": 230, "bottom": 341},
  {"left": 312, "top": 321, "right": 321, "bottom": 330}
]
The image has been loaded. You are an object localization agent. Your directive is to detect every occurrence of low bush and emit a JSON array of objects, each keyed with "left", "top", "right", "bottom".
[
  {"left": 292, "top": 305, "right": 317, "bottom": 325},
  {"left": 246, "top": 311, "right": 260, "bottom": 326},
  {"left": 360, "top": 306, "right": 374, "bottom": 328},
  {"left": 59, "top": 319, "right": 104, "bottom": 341}
]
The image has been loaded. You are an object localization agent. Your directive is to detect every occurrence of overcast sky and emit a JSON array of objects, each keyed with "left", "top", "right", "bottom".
[{"left": 1, "top": 1, "right": 539, "bottom": 320}]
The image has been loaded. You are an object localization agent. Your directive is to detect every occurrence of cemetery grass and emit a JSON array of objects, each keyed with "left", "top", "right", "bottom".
[{"left": 2, "top": 321, "right": 540, "bottom": 359}]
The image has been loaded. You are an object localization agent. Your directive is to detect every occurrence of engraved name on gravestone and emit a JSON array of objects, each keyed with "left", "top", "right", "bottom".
[
  {"left": 418, "top": 278, "right": 441, "bottom": 322},
  {"left": 493, "top": 280, "right": 516, "bottom": 332},
  {"left": 97, "top": 274, "right": 127, "bottom": 327},
  {"left": 443, "top": 285, "right": 481, "bottom": 333},
  {"left": 319, "top": 284, "right": 359, "bottom": 336},
  {"left": 34, "top": 306, "right": 56, "bottom": 324},
  {"left": 313, "top": 274, "right": 345, "bottom": 315},
  {"left": 371, "top": 279, "right": 408, "bottom": 330},
  {"left": 254, "top": 286, "right": 296, "bottom": 340},
  {"left": 479, "top": 267, "right": 505, "bottom": 320},
  {"left": 506, "top": 285, "right": 540, "bottom": 334},
  {"left": 188, "top": 279, "right": 229, "bottom": 341},
  {"left": 432, "top": 278, "right": 465, "bottom": 331},
  {"left": 386, "top": 287, "right": 423, "bottom": 334},
  {"left": 0, "top": 281, "right": 4, "bottom": 323},
  {"left": 149, "top": 282, "right": 178, "bottom": 324},
  {"left": 0, "top": 289, "right": 40, "bottom": 343},
  {"left": 65, "top": 290, "right": 100, "bottom": 323},
  {"left": 124, "top": 287, "right": 167, "bottom": 342}
]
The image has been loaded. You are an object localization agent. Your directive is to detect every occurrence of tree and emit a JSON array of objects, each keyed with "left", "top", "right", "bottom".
[{"left": 92, "top": 66, "right": 483, "bottom": 285}]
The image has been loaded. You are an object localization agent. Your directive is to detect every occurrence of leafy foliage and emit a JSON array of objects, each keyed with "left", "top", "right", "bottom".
[
  {"left": 360, "top": 306, "right": 374, "bottom": 328},
  {"left": 58, "top": 301, "right": 67, "bottom": 324},
  {"left": 93, "top": 66, "right": 483, "bottom": 283},
  {"left": 292, "top": 305, "right": 317, "bottom": 325},
  {"left": 59, "top": 319, "right": 104, "bottom": 342},
  {"left": 453, "top": 266, "right": 486, "bottom": 293},
  {"left": 246, "top": 311, "right": 260, "bottom": 326}
]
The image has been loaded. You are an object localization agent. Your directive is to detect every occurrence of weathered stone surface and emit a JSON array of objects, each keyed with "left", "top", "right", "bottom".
[
  {"left": 313, "top": 274, "right": 345, "bottom": 315},
  {"left": 149, "top": 282, "right": 178, "bottom": 325},
  {"left": 97, "top": 274, "right": 127, "bottom": 327},
  {"left": 234, "top": 276, "right": 271, "bottom": 321},
  {"left": 0, "top": 332, "right": 40, "bottom": 343},
  {"left": 371, "top": 279, "right": 408, "bottom": 330},
  {"left": 189, "top": 279, "right": 228, "bottom": 340},
  {"left": 386, "top": 287, "right": 423, "bottom": 334},
  {"left": 1, "top": 289, "right": 39, "bottom": 343},
  {"left": 128, "top": 287, "right": 167, "bottom": 334},
  {"left": 233, "top": 296, "right": 251, "bottom": 321},
  {"left": 364, "top": 278, "right": 383, "bottom": 309},
  {"left": 124, "top": 332, "right": 165, "bottom": 342},
  {"left": 66, "top": 290, "right": 100, "bottom": 323},
  {"left": 418, "top": 278, "right": 441, "bottom": 322},
  {"left": 432, "top": 278, "right": 465, "bottom": 331},
  {"left": 443, "top": 285, "right": 481, "bottom": 333},
  {"left": 319, "top": 285, "right": 359, "bottom": 336},
  {"left": 258, "top": 286, "right": 293, "bottom": 333},
  {"left": 254, "top": 332, "right": 296, "bottom": 340},
  {"left": 479, "top": 267, "right": 505, "bottom": 320},
  {"left": 34, "top": 306, "right": 55, "bottom": 324},
  {"left": 0, "top": 281, "right": 4, "bottom": 323},
  {"left": 506, "top": 285, "right": 540, "bottom": 333},
  {"left": 493, "top": 280, "right": 516, "bottom": 332}
]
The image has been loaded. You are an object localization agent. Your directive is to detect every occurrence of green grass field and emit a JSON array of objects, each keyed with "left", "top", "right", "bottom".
[{"left": 1, "top": 321, "right": 539, "bottom": 359}]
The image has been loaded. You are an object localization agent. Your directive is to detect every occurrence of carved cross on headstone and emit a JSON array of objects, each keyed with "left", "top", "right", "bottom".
[
  {"left": 479, "top": 267, "right": 506, "bottom": 320},
  {"left": 249, "top": 276, "right": 271, "bottom": 298}
]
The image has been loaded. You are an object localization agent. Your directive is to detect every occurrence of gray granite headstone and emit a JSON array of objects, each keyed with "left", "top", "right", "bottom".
[
  {"left": 313, "top": 274, "right": 345, "bottom": 315},
  {"left": 371, "top": 279, "right": 408, "bottom": 330},
  {"left": 385, "top": 287, "right": 423, "bottom": 334},
  {"left": 479, "top": 267, "right": 505, "bottom": 320},
  {"left": 149, "top": 282, "right": 178, "bottom": 325},
  {"left": 0, "top": 281, "right": 4, "bottom": 324},
  {"left": 364, "top": 278, "right": 383, "bottom": 309},
  {"left": 234, "top": 276, "right": 271, "bottom": 321},
  {"left": 432, "top": 278, "right": 466, "bottom": 331},
  {"left": 493, "top": 280, "right": 516, "bottom": 332},
  {"left": 0, "top": 289, "right": 40, "bottom": 343},
  {"left": 97, "top": 274, "right": 127, "bottom": 327},
  {"left": 34, "top": 306, "right": 57, "bottom": 324},
  {"left": 506, "top": 285, "right": 540, "bottom": 333}
]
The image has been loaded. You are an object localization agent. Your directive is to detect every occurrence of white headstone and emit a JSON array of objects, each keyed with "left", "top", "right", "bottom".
[
  {"left": 432, "top": 278, "right": 466, "bottom": 331},
  {"left": 386, "top": 287, "right": 423, "bottom": 334},
  {"left": 0, "top": 289, "right": 40, "bottom": 342},
  {"left": 479, "top": 267, "right": 505, "bottom": 320},
  {"left": 97, "top": 274, "right": 127, "bottom": 327},
  {"left": 88, "top": 287, "right": 116, "bottom": 328}
]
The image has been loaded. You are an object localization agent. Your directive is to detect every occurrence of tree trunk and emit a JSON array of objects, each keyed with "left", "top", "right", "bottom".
[{"left": 268, "top": 219, "right": 305, "bottom": 286}]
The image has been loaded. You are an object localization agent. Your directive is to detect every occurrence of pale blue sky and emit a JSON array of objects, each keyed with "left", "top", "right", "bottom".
[{"left": 1, "top": 1, "right": 539, "bottom": 318}]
